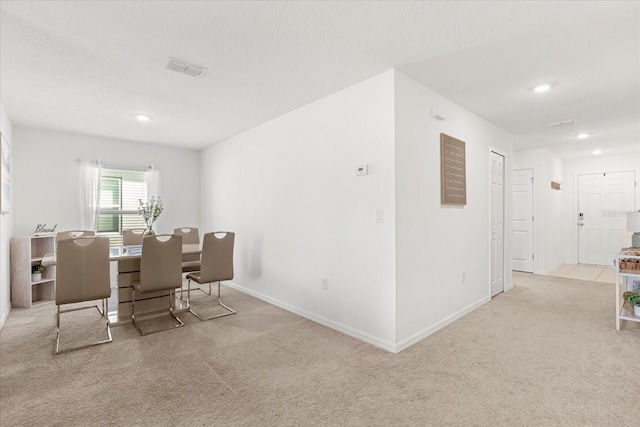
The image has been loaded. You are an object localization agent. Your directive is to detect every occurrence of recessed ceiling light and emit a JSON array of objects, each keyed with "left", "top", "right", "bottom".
[
  {"left": 592, "top": 149, "right": 602, "bottom": 155},
  {"left": 136, "top": 114, "right": 150, "bottom": 121},
  {"left": 577, "top": 133, "right": 590, "bottom": 139},
  {"left": 533, "top": 83, "right": 551, "bottom": 93}
]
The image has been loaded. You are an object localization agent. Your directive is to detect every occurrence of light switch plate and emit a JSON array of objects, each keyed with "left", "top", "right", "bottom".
[{"left": 356, "top": 164, "right": 368, "bottom": 176}]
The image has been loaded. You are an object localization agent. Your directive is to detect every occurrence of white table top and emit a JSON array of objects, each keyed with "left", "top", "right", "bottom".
[{"left": 42, "top": 243, "right": 201, "bottom": 266}]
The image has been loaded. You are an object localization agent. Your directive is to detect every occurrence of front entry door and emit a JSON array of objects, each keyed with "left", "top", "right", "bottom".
[
  {"left": 491, "top": 151, "right": 505, "bottom": 297},
  {"left": 578, "top": 171, "right": 635, "bottom": 265}
]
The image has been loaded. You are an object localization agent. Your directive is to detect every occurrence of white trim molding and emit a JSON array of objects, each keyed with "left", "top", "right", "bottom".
[
  {"left": 223, "top": 280, "right": 397, "bottom": 353},
  {"left": 395, "top": 296, "right": 491, "bottom": 353}
]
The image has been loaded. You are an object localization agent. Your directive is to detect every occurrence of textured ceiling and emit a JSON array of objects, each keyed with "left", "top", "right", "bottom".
[{"left": 1, "top": 1, "right": 638, "bottom": 158}]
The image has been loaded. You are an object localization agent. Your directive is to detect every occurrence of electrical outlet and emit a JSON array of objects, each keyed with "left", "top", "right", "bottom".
[
  {"left": 461, "top": 271, "right": 466, "bottom": 284},
  {"left": 321, "top": 277, "right": 328, "bottom": 290},
  {"left": 356, "top": 164, "right": 368, "bottom": 176}
]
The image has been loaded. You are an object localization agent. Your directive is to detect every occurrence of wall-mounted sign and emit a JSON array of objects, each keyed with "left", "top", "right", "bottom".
[
  {"left": 440, "top": 133, "right": 466, "bottom": 206},
  {"left": 33, "top": 224, "right": 57, "bottom": 236}
]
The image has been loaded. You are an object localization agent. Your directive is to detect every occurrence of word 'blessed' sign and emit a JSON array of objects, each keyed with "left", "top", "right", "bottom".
[
  {"left": 33, "top": 224, "right": 57, "bottom": 235},
  {"left": 440, "top": 133, "right": 466, "bottom": 205}
]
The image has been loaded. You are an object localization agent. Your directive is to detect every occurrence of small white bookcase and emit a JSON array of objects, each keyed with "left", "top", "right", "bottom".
[
  {"left": 10, "top": 235, "right": 56, "bottom": 308},
  {"left": 615, "top": 250, "right": 640, "bottom": 330}
]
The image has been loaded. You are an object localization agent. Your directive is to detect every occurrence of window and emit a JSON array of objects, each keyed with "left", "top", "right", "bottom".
[{"left": 97, "top": 167, "right": 148, "bottom": 246}]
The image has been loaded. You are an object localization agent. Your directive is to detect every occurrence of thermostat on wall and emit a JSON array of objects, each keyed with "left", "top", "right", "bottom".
[{"left": 356, "top": 164, "right": 369, "bottom": 176}]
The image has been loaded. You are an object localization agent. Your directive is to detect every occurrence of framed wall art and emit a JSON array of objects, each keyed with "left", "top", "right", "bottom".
[{"left": 440, "top": 133, "right": 466, "bottom": 206}]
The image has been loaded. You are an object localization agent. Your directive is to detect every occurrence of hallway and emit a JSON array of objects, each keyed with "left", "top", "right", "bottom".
[{"left": 548, "top": 264, "right": 616, "bottom": 283}]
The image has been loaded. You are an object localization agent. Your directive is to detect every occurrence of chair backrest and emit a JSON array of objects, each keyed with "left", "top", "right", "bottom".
[
  {"left": 139, "top": 234, "right": 183, "bottom": 293},
  {"left": 123, "top": 228, "right": 146, "bottom": 245},
  {"left": 173, "top": 227, "right": 200, "bottom": 262},
  {"left": 200, "top": 232, "right": 235, "bottom": 284},
  {"left": 173, "top": 227, "right": 200, "bottom": 244},
  {"left": 56, "top": 230, "right": 95, "bottom": 242},
  {"left": 56, "top": 237, "right": 111, "bottom": 305}
]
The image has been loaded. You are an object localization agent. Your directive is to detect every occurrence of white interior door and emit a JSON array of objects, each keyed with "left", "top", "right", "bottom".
[
  {"left": 578, "top": 171, "right": 636, "bottom": 265},
  {"left": 512, "top": 169, "right": 533, "bottom": 272},
  {"left": 491, "top": 151, "right": 505, "bottom": 297}
]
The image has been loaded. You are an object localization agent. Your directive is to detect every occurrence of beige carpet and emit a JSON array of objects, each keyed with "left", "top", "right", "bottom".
[{"left": 1, "top": 273, "right": 639, "bottom": 426}]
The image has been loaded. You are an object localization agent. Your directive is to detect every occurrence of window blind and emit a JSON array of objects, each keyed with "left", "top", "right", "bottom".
[{"left": 98, "top": 167, "right": 148, "bottom": 247}]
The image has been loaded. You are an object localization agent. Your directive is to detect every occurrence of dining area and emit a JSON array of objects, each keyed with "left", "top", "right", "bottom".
[{"left": 24, "top": 226, "right": 237, "bottom": 354}]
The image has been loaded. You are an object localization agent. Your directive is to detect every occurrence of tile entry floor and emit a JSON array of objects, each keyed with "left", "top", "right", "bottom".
[{"left": 547, "top": 263, "right": 616, "bottom": 283}]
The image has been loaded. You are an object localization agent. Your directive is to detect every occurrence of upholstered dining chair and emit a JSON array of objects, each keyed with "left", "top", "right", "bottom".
[
  {"left": 130, "top": 234, "right": 184, "bottom": 335},
  {"left": 56, "top": 230, "right": 95, "bottom": 242},
  {"left": 186, "top": 231, "right": 236, "bottom": 321},
  {"left": 123, "top": 228, "right": 146, "bottom": 245},
  {"left": 173, "top": 227, "right": 201, "bottom": 273},
  {"left": 55, "top": 236, "right": 112, "bottom": 354}
]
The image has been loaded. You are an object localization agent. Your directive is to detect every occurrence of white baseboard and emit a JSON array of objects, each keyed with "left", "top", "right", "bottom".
[
  {"left": 395, "top": 296, "right": 491, "bottom": 353},
  {"left": 223, "top": 281, "right": 397, "bottom": 353},
  {"left": 223, "top": 282, "right": 489, "bottom": 354},
  {"left": 505, "top": 281, "right": 514, "bottom": 291},
  {"left": 0, "top": 309, "right": 7, "bottom": 330}
]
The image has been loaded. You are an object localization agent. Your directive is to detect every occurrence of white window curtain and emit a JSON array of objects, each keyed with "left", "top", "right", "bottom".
[
  {"left": 78, "top": 159, "right": 102, "bottom": 232},
  {"left": 145, "top": 165, "right": 161, "bottom": 230},
  {"left": 147, "top": 164, "right": 160, "bottom": 199},
  {"left": 79, "top": 160, "right": 159, "bottom": 234}
]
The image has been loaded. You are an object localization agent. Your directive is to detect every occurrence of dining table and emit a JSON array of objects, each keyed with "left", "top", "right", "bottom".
[
  {"left": 42, "top": 243, "right": 201, "bottom": 265},
  {"left": 43, "top": 243, "right": 201, "bottom": 324}
]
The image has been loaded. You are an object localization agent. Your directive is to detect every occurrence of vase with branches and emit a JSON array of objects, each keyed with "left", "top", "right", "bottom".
[{"left": 138, "top": 196, "right": 164, "bottom": 235}]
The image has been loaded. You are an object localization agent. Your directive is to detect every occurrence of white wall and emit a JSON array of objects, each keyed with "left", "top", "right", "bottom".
[
  {"left": 562, "top": 153, "right": 640, "bottom": 264},
  {"left": 394, "top": 71, "right": 514, "bottom": 349},
  {"left": 201, "top": 71, "right": 398, "bottom": 350},
  {"left": 546, "top": 154, "right": 564, "bottom": 272},
  {"left": 201, "top": 69, "right": 517, "bottom": 352},
  {"left": 0, "top": 103, "right": 13, "bottom": 328},
  {"left": 12, "top": 127, "right": 201, "bottom": 236},
  {"left": 513, "top": 148, "right": 564, "bottom": 274}
]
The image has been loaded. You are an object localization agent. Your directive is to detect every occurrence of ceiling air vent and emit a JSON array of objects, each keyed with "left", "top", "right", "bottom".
[
  {"left": 548, "top": 119, "right": 577, "bottom": 128},
  {"left": 163, "top": 58, "right": 206, "bottom": 77}
]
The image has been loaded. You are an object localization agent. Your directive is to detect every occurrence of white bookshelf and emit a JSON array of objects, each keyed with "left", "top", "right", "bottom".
[
  {"left": 615, "top": 250, "right": 640, "bottom": 330},
  {"left": 10, "top": 235, "right": 56, "bottom": 307}
]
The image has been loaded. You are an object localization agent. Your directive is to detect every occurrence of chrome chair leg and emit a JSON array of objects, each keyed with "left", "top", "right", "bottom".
[
  {"left": 179, "top": 279, "right": 210, "bottom": 302},
  {"left": 55, "top": 305, "right": 61, "bottom": 352},
  {"left": 132, "top": 287, "right": 184, "bottom": 336},
  {"left": 178, "top": 280, "right": 187, "bottom": 301},
  {"left": 131, "top": 287, "right": 142, "bottom": 336},
  {"left": 55, "top": 299, "right": 112, "bottom": 355},
  {"left": 216, "top": 282, "right": 236, "bottom": 316},
  {"left": 187, "top": 279, "right": 236, "bottom": 321}
]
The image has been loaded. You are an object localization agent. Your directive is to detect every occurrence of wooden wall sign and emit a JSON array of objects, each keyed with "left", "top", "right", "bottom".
[{"left": 440, "top": 133, "right": 466, "bottom": 205}]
